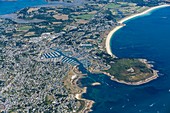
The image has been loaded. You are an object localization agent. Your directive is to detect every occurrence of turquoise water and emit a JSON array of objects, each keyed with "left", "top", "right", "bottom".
[
  {"left": 81, "top": 7, "right": 170, "bottom": 113},
  {"left": 0, "top": 0, "right": 48, "bottom": 15}
]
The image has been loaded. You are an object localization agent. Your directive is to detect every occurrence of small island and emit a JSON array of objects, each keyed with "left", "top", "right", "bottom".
[
  {"left": 104, "top": 58, "right": 158, "bottom": 85},
  {"left": 91, "top": 82, "right": 101, "bottom": 86}
]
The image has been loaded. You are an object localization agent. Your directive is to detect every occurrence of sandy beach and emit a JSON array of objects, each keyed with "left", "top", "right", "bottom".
[
  {"left": 106, "top": 4, "right": 170, "bottom": 56},
  {"left": 105, "top": 25, "right": 124, "bottom": 57}
]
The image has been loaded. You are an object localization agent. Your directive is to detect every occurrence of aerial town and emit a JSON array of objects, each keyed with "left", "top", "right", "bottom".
[{"left": 0, "top": 0, "right": 169, "bottom": 112}]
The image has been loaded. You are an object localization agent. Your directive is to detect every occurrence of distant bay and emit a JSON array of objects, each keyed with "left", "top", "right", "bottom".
[
  {"left": 0, "top": 0, "right": 48, "bottom": 15},
  {"left": 0, "top": 0, "right": 85, "bottom": 15}
]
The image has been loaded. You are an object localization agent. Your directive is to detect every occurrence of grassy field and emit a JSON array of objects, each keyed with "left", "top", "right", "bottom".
[
  {"left": 72, "top": 14, "right": 94, "bottom": 20},
  {"left": 105, "top": 59, "right": 153, "bottom": 82},
  {"left": 105, "top": 3, "right": 121, "bottom": 9},
  {"left": 18, "top": 26, "right": 32, "bottom": 31}
]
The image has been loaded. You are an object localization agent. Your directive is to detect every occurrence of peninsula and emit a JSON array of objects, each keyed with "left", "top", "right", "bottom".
[{"left": 104, "top": 4, "right": 170, "bottom": 85}]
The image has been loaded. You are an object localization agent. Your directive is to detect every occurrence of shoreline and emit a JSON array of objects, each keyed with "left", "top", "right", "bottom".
[
  {"left": 65, "top": 66, "right": 95, "bottom": 113},
  {"left": 106, "top": 4, "right": 170, "bottom": 56},
  {"left": 75, "top": 87, "right": 95, "bottom": 113}
]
